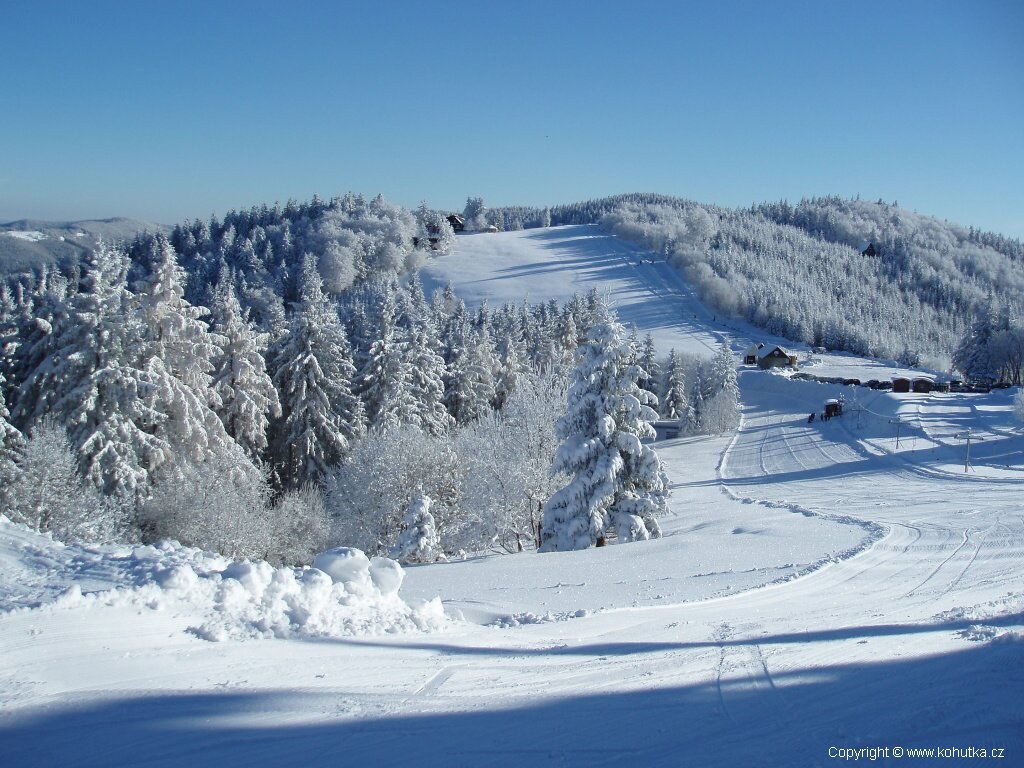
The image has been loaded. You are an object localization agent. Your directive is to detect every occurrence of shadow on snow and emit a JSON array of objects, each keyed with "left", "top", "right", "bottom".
[{"left": 3, "top": 632, "right": 1021, "bottom": 768}]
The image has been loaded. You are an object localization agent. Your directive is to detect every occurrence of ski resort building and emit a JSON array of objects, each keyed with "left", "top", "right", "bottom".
[
  {"left": 891, "top": 375, "right": 935, "bottom": 393},
  {"left": 756, "top": 345, "right": 798, "bottom": 369}
]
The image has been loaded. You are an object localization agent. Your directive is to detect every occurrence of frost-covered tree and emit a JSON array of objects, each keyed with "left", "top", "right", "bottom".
[
  {"left": 455, "top": 368, "right": 568, "bottom": 553},
  {"left": 540, "top": 309, "right": 668, "bottom": 551},
  {"left": 415, "top": 202, "right": 456, "bottom": 255},
  {"left": 1015, "top": 388, "right": 1024, "bottom": 424},
  {"left": 12, "top": 244, "right": 166, "bottom": 497},
  {"left": 133, "top": 235, "right": 241, "bottom": 480},
  {"left": 0, "top": 373, "right": 23, "bottom": 511},
  {"left": 661, "top": 348, "right": 695, "bottom": 428},
  {"left": 327, "top": 425, "right": 459, "bottom": 556},
  {"left": 462, "top": 196, "right": 488, "bottom": 232},
  {"left": 494, "top": 331, "right": 530, "bottom": 410},
  {"left": 953, "top": 299, "right": 1024, "bottom": 386},
  {"left": 357, "top": 291, "right": 418, "bottom": 430},
  {"left": 264, "top": 484, "right": 331, "bottom": 566},
  {"left": 445, "top": 326, "right": 498, "bottom": 424},
  {"left": 392, "top": 494, "right": 441, "bottom": 564},
  {"left": 638, "top": 333, "right": 661, "bottom": 401},
  {"left": 407, "top": 324, "right": 454, "bottom": 436},
  {"left": 6, "top": 420, "right": 132, "bottom": 543},
  {"left": 953, "top": 299, "right": 1002, "bottom": 385},
  {"left": 699, "top": 343, "right": 741, "bottom": 434},
  {"left": 210, "top": 281, "right": 281, "bottom": 458},
  {"left": 139, "top": 444, "right": 273, "bottom": 560},
  {"left": 134, "top": 234, "right": 222, "bottom": 407},
  {"left": 270, "top": 255, "right": 365, "bottom": 489}
]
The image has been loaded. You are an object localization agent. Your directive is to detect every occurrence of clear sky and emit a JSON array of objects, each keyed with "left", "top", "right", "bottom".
[{"left": 2, "top": 0, "right": 1022, "bottom": 237}]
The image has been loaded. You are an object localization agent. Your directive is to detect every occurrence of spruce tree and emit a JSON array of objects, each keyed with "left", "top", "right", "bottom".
[
  {"left": 270, "top": 255, "right": 364, "bottom": 489},
  {"left": 540, "top": 307, "right": 668, "bottom": 551},
  {"left": 662, "top": 348, "right": 695, "bottom": 428},
  {"left": 407, "top": 324, "right": 453, "bottom": 436},
  {"left": 210, "top": 281, "right": 281, "bottom": 458}
]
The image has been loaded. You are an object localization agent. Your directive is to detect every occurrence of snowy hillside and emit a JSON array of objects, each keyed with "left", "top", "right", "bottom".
[
  {"left": 2, "top": 227, "right": 1023, "bottom": 766},
  {"left": 0, "top": 217, "right": 168, "bottom": 277},
  {"left": 419, "top": 225, "right": 726, "bottom": 359}
]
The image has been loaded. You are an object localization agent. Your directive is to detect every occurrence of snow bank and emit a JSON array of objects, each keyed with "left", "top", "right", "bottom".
[{"left": 0, "top": 518, "right": 444, "bottom": 642}]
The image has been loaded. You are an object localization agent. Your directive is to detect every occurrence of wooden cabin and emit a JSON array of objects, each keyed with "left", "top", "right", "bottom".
[{"left": 757, "top": 345, "right": 797, "bottom": 369}]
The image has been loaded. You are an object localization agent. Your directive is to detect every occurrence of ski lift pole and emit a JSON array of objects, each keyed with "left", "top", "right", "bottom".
[
  {"left": 954, "top": 429, "right": 983, "bottom": 473},
  {"left": 889, "top": 416, "right": 902, "bottom": 450}
]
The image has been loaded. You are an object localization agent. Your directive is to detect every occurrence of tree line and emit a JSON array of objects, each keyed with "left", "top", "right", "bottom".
[{"left": 0, "top": 195, "right": 739, "bottom": 561}]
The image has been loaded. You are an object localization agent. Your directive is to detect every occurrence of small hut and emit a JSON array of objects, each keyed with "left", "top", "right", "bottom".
[{"left": 892, "top": 375, "right": 934, "bottom": 393}]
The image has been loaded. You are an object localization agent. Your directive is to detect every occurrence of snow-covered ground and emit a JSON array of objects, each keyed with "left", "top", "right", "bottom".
[
  {"left": 2, "top": 226, "right": 1022, "bottom": 766},
  {"left": 1, "top": 230, "right": 47, "bottom": 242}
]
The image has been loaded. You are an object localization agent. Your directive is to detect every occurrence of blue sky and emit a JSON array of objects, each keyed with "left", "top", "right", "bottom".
[{"left": 2, "top": 0, "right": 1022, "bottom": 237}]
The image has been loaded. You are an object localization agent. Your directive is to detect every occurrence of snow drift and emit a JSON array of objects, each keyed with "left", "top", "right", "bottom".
[{"left": 0, "top": 516, "right": 444, "bottom": 642}]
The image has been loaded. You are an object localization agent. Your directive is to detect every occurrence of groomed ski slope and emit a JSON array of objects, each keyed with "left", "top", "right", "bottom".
[{"left": 1, "top": 226, "right": 1022, "bottom": 767}]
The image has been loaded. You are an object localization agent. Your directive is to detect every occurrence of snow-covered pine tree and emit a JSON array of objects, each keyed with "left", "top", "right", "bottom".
[
  {"left": 357, "top": 290, "right": 419, "bottom": 430},
  {"left": 135, "top": 234, "right": 223, "bottom": 406},
  {"left": 540, "top": 307, "right": 668, "bottom": 551},
  {"left": 494, "top": 331, "right": 530, "bottom": 410},
  {"left": 445, "top": 326, "right": 498, "bottom": 424},
  {"left": 6, "top": 272, "right": 73, "bottom": 429},
  {"left": 134, "top": 235, "right": 238, "bottom": 477},
  {"left": 210, "top": 280, "right": 281, "bottom": 458},
  {"left": 392, "top": 494, "right": 441, "bottom": 564},
  {"left": 270, "top": 254, "right": 365, "bottom": 489},
  {"left": 0, "top": 369, "right": 23, "bottom": 508},
  {"left": 638, "top": 333, "right": 661, "bottom": 402},
  {"left": 407, "top": 324, "right": 454, "bottom": 437},
  {"left": 14, "top": 243, "right": 167, "bottom": 498},
  {"left": 953, "top": 298, "right": 1000, "bottom": 386},
  {"left": 661, "top": 348, "right": 695, "bottom": 428},
  {"left": 700, "top": 343, "right": 741, "bottom": 434}
]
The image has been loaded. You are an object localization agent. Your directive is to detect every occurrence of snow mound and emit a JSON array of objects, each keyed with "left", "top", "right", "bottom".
[
  {"left": 190, "top": 553, "right": 443, "bottom": 642},
  {"left": 0, "top": 517, "right": 444, "bottom": 642}
]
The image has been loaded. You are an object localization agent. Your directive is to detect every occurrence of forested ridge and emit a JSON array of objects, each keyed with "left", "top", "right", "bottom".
[{"left": 1, "top": 190, "right": 1020, "bottom": 561}]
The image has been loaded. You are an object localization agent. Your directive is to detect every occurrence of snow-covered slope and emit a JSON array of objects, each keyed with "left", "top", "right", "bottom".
[
  {"left": 0, "top": 217, "right": 169, "bottom": 277},
  {"left": 2, "top": 227, "right": 1022, "bottom": 767},
  {"left": 419, "top": 225, "right": 726, "bottom": 358}
]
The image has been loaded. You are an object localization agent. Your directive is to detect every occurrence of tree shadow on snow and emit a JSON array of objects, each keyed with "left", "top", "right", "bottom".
[{"left": 3, "top": 631, "right": 1021, "bottom": 768}]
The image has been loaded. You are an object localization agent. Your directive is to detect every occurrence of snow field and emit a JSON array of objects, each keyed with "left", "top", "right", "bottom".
[{"left": 2, "top": 226, "right": 1023, "bottom": 766}]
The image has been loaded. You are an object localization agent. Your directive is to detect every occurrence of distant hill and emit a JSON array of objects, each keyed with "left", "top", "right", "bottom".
[{"left": 0, "top": 218, "right": 169, "bottom": 277}]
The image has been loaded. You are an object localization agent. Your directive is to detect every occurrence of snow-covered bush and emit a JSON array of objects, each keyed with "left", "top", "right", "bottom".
[
  {"left": 327, "top": 424, "right": 460, "bottom": 556},
  {"left": 5, "top": 420, "right": 132, "bottom": 544},
  {"left": 454, "top": 368, "right": 568, "bottom": 552},
  {"left": 392, "top": 495, "right": 441, "bottom": 564},
  {"left": 139, "top": 447, "right": 274, "bottom": 561},
  {"left": 264, "top": 484, "right": 331, "bottom": 566}
]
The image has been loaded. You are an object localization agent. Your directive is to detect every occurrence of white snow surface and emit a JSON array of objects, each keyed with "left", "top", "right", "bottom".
[
  {"left": 2, "top": 230, "right": 47, "bottom": 242},
  {"left": 2, "top": 226, "right": 1023, "bottom": 766}
]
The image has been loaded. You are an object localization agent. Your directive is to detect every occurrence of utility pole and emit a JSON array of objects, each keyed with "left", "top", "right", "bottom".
[{"left": 955, "top": 429, "right": 983, "bottom": 472}]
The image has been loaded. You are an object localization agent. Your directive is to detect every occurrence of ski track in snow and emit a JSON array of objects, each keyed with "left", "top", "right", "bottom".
[{"left": 2, "top": 226, "right": 1023, "bottom": 767}]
